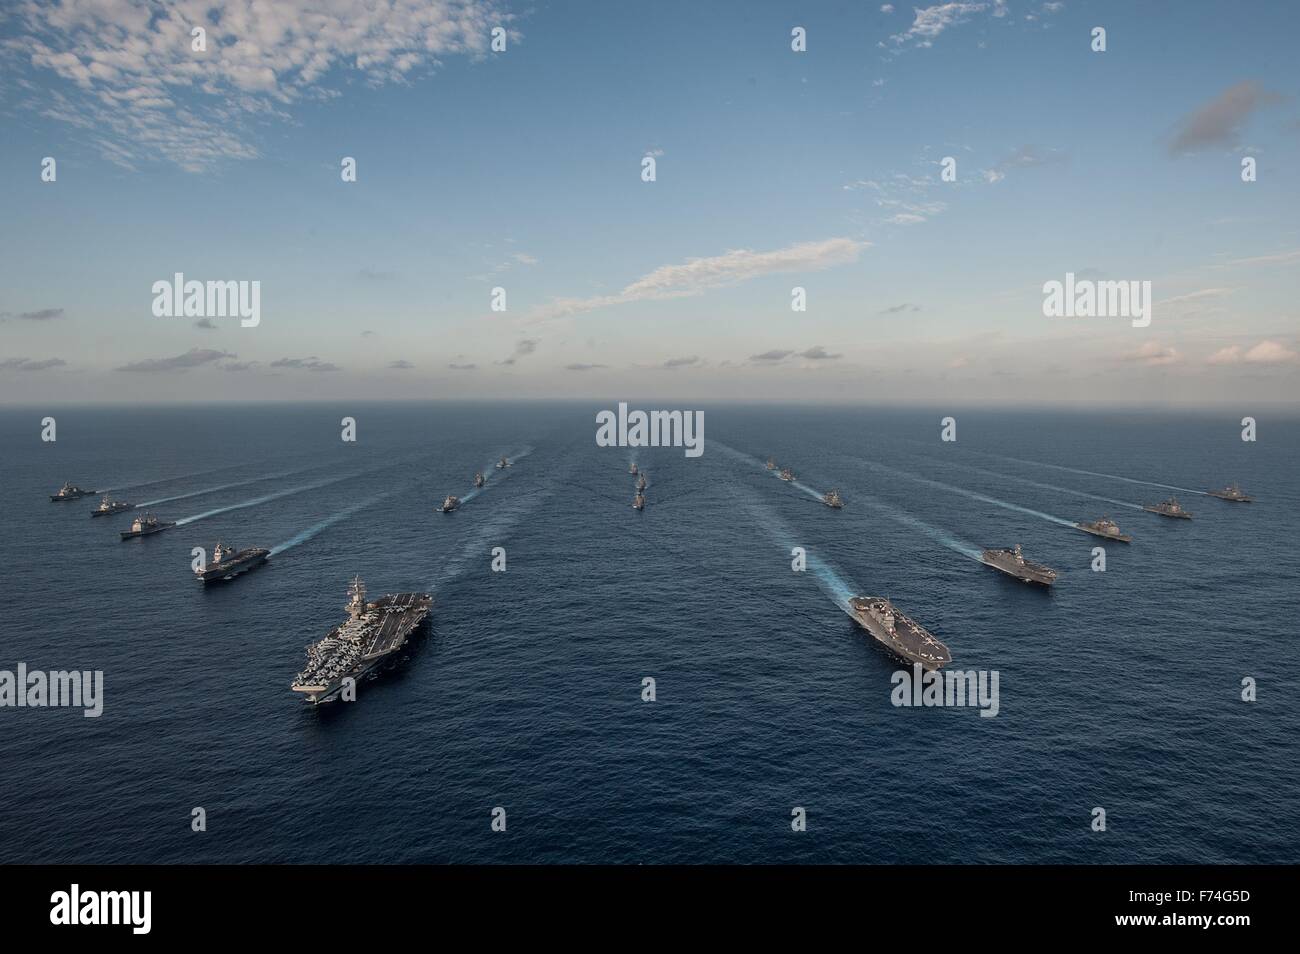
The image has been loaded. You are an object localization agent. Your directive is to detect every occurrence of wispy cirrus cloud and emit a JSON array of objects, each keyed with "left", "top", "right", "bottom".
[
  {"left": 0, "top": 357, "right": 67, "bottom": 371},
  {"left": 885, "top": 2, "right": 1006, "bottom": 52},
  {"left": 7, "top": 0, "right": 516, "bottom": 172},
  {"left": 531, "top": 238, "right": 868, "bottom": 321},
  {"left": 0, "top": 307, "right": 64, "bottom": 321},
  {"left": 271, "top": 356, "right": 340, "bottom": 372}
]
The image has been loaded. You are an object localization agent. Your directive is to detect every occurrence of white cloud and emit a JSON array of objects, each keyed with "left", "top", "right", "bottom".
[
  {"left": 1123, "top": 341, "right": 1181, "bottom": 367},
  {"left": 890, "top": 3, "right": 990, "bottom": 49},
  {"left": 1218, "top": 249, "right": 1300, "bottom": 268},
  {"left": 531, "top": 238, "right": 869, "bottom": 321},
  {"left": 1208, "top": 341, "right": 1299, "bottom": 365},
  {"left": 9, "top": 0, "right": 514, "bottom": 171}
]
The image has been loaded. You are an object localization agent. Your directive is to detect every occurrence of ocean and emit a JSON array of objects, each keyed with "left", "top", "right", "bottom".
[{"left": 1, "top": 403, "right": 1296, "bottom": 864}]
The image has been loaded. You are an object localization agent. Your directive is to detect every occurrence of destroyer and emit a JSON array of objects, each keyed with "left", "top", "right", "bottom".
[
  {"left": 823, "top": 489, "right": 844, "bottom": 509},
  {"left": 440, "top": 495, "right": 460, "bottom": 513},
  {"left": 1074, "top": 516, "right": 1132, "bottom": 543},
  {"left": 120, "top": 513, "right": 175, "bottom": 539},
  {"left": 629, "top": 463, "right": 639, "bottom": 475},
  {"left": 778, "top": 467, "right": 795, "bottom": 482},
  {"left": 982, "top": 544, "right": 1057, "bottom": 585},
  {"left": 50, "top": 481, "right": 95, "bottom": 502},
  {"left": 291, "top": 577, "right": 433, "bottom": 705},
  {"left": 636, "top": 474, "right": 648, "bottom": 491},
  {"left": 1206, "top": 482, "right": 1252, "bottom": 503},
  {"left": 473, "top": 472, "right": 485, "bottom": 488},
  {"left": 196, "top": 542, "right": 269, "bottom": 583},
  {"left": 90, "top": 495, "right": 133, "bottom": 517},
  {"left": 766, "top": 457, "right": 777, "bottom": 470},
  {"left": 1143, "top": 497, "right": 1192, "bottom": 519},
  {"left": 496, "top": 456, "right": 510, "bottom": 469},
  {"left": 633, "top": 492, "right": 645, "bottom": 511},
  {"left": 849, "top": 596, "right": 951, "bottom": 671}
]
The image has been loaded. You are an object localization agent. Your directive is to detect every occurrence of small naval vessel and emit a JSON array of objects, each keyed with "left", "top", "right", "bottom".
[
  {"left": 120, "top": 512, "right": 175, "bottom": 539},
  {"left": 473, "top": 472, "right": 485, "bottom": 489},
  {"left": 1074, "top": 516, "right": 1132, "bottom": 543},
  {"left": 1143, "top": 497, "right": 1192, "bottom": 520},
  {"left": 496, "top": 456, "right": 510, "bottom": 469},
  {"left": 849, "top": 596, "right": 951, "bottom": 671},
  {"left": 440, "top": 495, "right": 460, "bottom": 513},
  {"left": 51, "top": 481, "right": 95, "bottom": 502},
  {"left": 636, "top": 474, "right": 647, "bottom": 491},
  {"left": 633, "top": 492, "right": 645, "bottom": 511},
  {"left": 90, "top": 495, "right": 133, "bottom": 517},
  {"left": 1206, "top": 482, "right": 1252, "bottom": 503},
  {"left": 982, "top": 544, "right": 1057, "bottom": 586},
  {"left": 195, "top": 542, "right": 269, "bottom": 583},
  {"left": 778, "top": 467, "right": 795, "bottom": 482},
  {"left": 629, "top": 463, "right": 639, "bottom": 475},
  {"left": 291, "top": 577, "right": 433, "bottom": 705},
  {"left": 766, "top": 458, "right": 777, "bottom": 471},
  {"left": 823, "top": 489, "right": 844, "bottom": 509}
]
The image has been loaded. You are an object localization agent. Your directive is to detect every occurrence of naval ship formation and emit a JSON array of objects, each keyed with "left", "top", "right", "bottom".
[{"left": 291, "top": 577, "right": 433, "bottom": 704}]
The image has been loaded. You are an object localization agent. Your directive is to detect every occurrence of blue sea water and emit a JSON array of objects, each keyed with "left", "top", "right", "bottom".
[{"left": 1, "top": 403, "right": 1296, "bottom": 864}]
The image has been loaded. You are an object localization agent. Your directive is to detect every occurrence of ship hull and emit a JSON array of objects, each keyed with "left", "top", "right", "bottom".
[
  {"left": 1073, "top": 523, "right": 1132, "bottom": 543},
  {"left": 51, "top": 492, "right": 94, "bottom": 502},
  {"left": 1206, "top": 493, "right": 1252, "bottom": 503},
  {"left": 1143, "top": 507, "right": 1192, "bottom": 519},
  {"left": 120, "top": 524, "right": 176, "bottom": 539},
  {"left": 90, "top": 507, "right": 132, "bottom": 518}
]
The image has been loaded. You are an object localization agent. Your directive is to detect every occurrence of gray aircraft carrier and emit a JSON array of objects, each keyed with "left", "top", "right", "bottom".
[
  {"left": 291, "top": 577, "right": 432, "bottom": 704},
  {"left": 982, "top": 544, "right": 1058, "bottom": 586},
  {"left": 849, "top": 596, "right": 952, "bottom": 670}
]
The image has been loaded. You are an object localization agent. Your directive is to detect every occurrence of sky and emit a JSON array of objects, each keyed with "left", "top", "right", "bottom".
[{"left": 1, "top": 0, "right": 1298, "bottom": 406}]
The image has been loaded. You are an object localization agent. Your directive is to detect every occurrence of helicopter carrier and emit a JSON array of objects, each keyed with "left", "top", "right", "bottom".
[
  {"left": 982, "top": 544, "right": 1057, "bottom": 586},
  {"left": 195, "top": 542, "right": 269, "bottom": 583},
  {"left": 849, "top": 596, "right": 951, "bottom": 671},
  {"left": 291, "top": 577, "right": 433, "bottom": 705}
]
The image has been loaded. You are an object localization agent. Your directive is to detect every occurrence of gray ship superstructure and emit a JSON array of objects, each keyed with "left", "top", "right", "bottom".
[
  {"left": 196, "top": 541, "right": 269, "bottom": 583},
  {"left": 849, "top": 597, "right": 951, "bottom": 671},
  {"left": 473, "top": 472, "right": 485, "bottom": 488},
  {"left": 633, "top": 492, "right": 645, "bottom": 511},
  {"left": 496, "top": 456, "right": 510, "bottom": 470},
  {"left": 823, "top": 489, "right": 844, "bottom": 509},
  {"left": 1143, "top": 497, "right": 1192, "bottom": 519},
  {"left": 629, "top": 463, "right": 638, "bottom": 475},
  {"left": 90, "top": 495, "right": 133, "bottom": 517},
  {"left": 766, "top": 457, "right": 777, "bottom": 471},
  {"left": 120, "top": 512, "right": 175, "bottom": 539},
  {"left": 440, "top": 495, "right": 460, "bottom": 513},
  {"left": 1073, "top": 516, "right": 1131, "bottom": 543},
  {"left": 982, "top": 544, "right": 1057, "bottom": 586},
  {"left": 51, "top": 481, "right": 95, "bottom": 502},
  {"left": 636, "top": 474, "right": 647, "bottom": 492},
  {"left": 291, "top": 577, "right": 433, "bottom": 705},
  {"left": 778, "top": 467, "right": 795, "bottom": 482},
  {"left": 1206, "top": 482, "right": 1252, "bottom": 503}
]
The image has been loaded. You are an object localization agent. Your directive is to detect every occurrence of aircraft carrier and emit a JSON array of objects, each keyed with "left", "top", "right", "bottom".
[
  {"left": 291, "top": 577, "right": 433, "bottom": 704},
  {"left": 849, "top": 596, "right": 951, "bottom": 671},
  {"left": 195, "top": 542, "right": 269, "bottom": 583},
  {"left": 982, "top": 544, "right": 1058, "bottom": 585}
]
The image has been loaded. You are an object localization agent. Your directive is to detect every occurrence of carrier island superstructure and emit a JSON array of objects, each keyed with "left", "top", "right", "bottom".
[{"left": 291, "top": 577, "right": 433, "bottom": 704}]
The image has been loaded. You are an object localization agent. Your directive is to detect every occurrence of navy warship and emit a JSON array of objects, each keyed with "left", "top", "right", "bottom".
[
  {"left": 440, "top": 495, "right": 460, "bottom": 513},
  {"left": 766, "top": 457, "right": 777, "bottom": 471},
  {"left": 778, "top": 467, "right": 795, "bottom": 482},
  {"left": 51, "top": 481, "right": 95, "bottom": 502},
  {"left": 629, "top": 463, "right": 638, "bottom": 475},
  {"left": 1206, "top": 482, "right": 1252, "bottom": 503},
  {"left": 496, "top": 456, "right": 510, "bottom": 469},
  {"left": 291, "top": 577, "right": 433, "bottom": 705},
  {"left": 195, "top": 542, "right": 269, "bottom": 583},
  {"left": 90, "top": 495, "right": 133, "bottom": 517},
  {"left": 473, "top": 472, "right": 485, "bottom": 488},
  {"left": 1074, "top": 516, "right": 1132, "bottom": 543},
  {"left": 1143, "top": 497, "right": 1192, "bottom": 519},
  {"left": 636, "top": 473, "right": 648, "bottom": 491},
  {"left": 849, "top": 597, "right": 951, "bottom": 671},
  {"left": 823, "top": 489, "right": 844, "bottom": 509},
  {"left": 120, "top": 512, "right": 175, "bottom": 539},
  {"left": 982, "top": 544, "right": 1057, "bottom": 586},
  {"left": 633, "top": 492, "right": 645, "bottom": 511}
]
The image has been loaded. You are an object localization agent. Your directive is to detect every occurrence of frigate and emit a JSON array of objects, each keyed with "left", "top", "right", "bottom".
[
  {"left": 440, "top": 495, "right": 460, "bottom": 513},
  {"left": 778, "top": 467, "right": 795, "bottom": 482},
  {"left": 633, "top": 492, "right": 645, "bottom": 511},
  {"left": 1205, "top": 482, "right": 1252, "bottom": 503},
  {"left": 291, "top": 577, "right": 433, "bottom": 705},
  {"left": 195, "top": 542, "right": 269, "bottom": 583},
  {"left": 823, "top": 489, "right": 844, "bottom": 509},
  {"left": 1073, "top": 516, "right": 1132, "bottom": 543},
  {"left": 473, "top": 472, "right": 485, "bottom": 488},
  {"left": 982, "top": 544, "right": 1057, "bottom": 586},
  {"left": 636, "top": 474, "right": 647, "bottom": 491},
  {"left": 849, "top": 596, "right": 951, "bottom": 671},
  {"left": 1143, "top": 497, "right": 1192, "bottom": 519},
  {"left": 90, "top": 495, "right": 133, "bottom": 517},
  {"left": 51, "top": 481, "right": 95, "bottom": 502}
]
